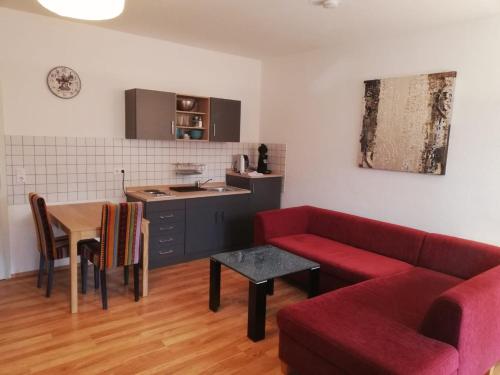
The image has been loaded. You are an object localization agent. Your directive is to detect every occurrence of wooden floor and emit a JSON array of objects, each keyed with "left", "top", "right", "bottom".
[{"left": 0, "top": 259, "right": 306, "bottom": 374}]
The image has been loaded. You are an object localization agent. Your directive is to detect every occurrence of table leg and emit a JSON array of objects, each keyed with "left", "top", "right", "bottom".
[
  {"left": 69, "top": 232, "right": 80, "bottom": 314},
  {"left": 141, "top": 221, "right": 149, "bottom": 297},
  {"left": 248, "top": 280, "right": 267, "bottom": 342},
  {"left": 209, "top": 259, "right": 221, "bottom": 312},
  {"left": 267, "top": 278, "right": 274, "bottom": 296},
  {"left": 308, "top": 267, "right": 320, "bottom": 298}
]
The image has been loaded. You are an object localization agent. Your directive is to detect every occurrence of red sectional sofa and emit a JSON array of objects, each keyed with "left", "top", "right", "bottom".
[{"left": 254, "top": 206, "right": 500, "bottom": 375}]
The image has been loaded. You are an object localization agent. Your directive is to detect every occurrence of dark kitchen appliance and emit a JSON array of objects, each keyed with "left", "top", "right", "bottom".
[{"left": 257, "top": 144, "right": 271, "bottom": 174}]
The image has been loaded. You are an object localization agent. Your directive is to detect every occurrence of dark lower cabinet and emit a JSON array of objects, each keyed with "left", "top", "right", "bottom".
[
  {"left": 226, "top": 174, "right": 283, "bottom": 239},
  {"left": 226, "top": 175, "right": 282, "bottom": 214},
  {"left": 185, "top": 197, "right": 220, "bottom": 256},
  {"left": 129, "top": 193, "right": 253, "bottom": 269},
  {"left": 127, "top": 179, "right": 280, "bottom": 269},
  {"left": 185, "top": 194, "right": 251, "bottom": 257}
]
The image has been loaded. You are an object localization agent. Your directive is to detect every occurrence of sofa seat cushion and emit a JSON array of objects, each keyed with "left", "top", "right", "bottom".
[
  {"left": 278, "top": 268, "right": 462, "bottom": 374},
  {"left": 269, "top": 234, "right": 413, "bottom": 284}
]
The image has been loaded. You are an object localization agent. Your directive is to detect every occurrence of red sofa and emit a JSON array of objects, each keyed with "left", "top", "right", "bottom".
[{"left": 254, "top": 206, "right": 500, "bottom": 375}]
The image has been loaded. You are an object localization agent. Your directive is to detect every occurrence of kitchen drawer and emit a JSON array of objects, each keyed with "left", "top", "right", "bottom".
[
  {"left": 147, "top": 209, "right": 185, "bottom": 225},
  {"left": 149, "top": 243, "right": 184, "bottom": 269},
  {"left": 149, "top": 231, "right": 184, "bottom": 248},
  {"left": 149, "top": 220, "right": 185, "bottom": 235},
  {"left": 146, "top": 199, "right": 185, "bottom": 213}
]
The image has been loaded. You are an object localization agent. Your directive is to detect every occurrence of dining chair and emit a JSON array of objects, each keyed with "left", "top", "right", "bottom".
[
  {"left": 79, "top": 202, "right": 143, "bottom": 309},
  {"left": 28, "top": 193, "right": 89, "bottom": 297}
]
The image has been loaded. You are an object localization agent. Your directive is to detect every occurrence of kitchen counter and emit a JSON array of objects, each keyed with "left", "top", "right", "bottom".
[
  {"left": 226, "top": 170, "right": 283, "bottom": 179},
  {"left": 126, "top": 182, "right": 251, "bottom": 202}
]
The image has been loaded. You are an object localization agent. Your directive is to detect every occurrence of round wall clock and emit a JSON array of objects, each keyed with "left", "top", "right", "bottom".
[{"left": 46, "top": 66, "right": 81, "bottom": 99}]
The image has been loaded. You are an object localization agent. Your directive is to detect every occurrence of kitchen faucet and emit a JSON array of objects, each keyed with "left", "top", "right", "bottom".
[{"left": 195, "top": 178, "right": 213, "bottom": 188}]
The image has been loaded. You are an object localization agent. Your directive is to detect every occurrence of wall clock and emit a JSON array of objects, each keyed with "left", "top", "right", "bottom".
[{"left": 46, "top": 66, "right": 81, "bottom": 99}]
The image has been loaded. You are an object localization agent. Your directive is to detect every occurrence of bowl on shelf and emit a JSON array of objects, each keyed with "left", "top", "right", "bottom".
[
  {"left": 177, "top": 98, "right": 196, "bottom": 111},
  {"left": 190, "top": 129, "right": 203, "bottom": 139}
]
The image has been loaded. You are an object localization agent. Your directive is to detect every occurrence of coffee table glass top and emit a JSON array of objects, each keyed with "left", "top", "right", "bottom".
[{"left": 211, "top": 245, "right": 319, "bottom": 283}]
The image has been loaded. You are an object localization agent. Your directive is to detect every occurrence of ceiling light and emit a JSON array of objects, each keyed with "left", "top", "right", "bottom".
[
  {"left": 322, "top": 0, "right": 341, "bottom": 8},
  {"left": 37, "top": 0, "right": 125, "bottom": 21},
  {"left": 310, "top": 0, "right": 341, "bottom": 9}
]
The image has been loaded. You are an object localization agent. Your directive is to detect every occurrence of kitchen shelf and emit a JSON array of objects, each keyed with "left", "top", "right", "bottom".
[
  {"left": 175, "top": 139, "right": 209, "bottom": 142},
  {"left": 174, "top": 163, "right": 206, "bottom": 175},
  {"left": 176, "top": 110, "right": 206, "bottom": 115},
  {"left": 176, "top": 126, "right": 207, "bottom": 130}
]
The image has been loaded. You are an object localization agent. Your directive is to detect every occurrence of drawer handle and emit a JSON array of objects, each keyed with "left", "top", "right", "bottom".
[
  {"left": 159, "top": 249, "right": 174, "bottom": 255},
  {"left": 158, "top": 238, "right": 174, "bottom": 243},
  {"left": 160, "top": 214, "right": 174, "bottom": 219},
  {"left": 159, "top": 226, "right": 175, "bottom": 231}
]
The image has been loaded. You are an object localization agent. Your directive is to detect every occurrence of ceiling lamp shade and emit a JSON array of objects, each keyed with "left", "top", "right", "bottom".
[{"left": 37, "top": 0, "right": 125, "bottom": 21}]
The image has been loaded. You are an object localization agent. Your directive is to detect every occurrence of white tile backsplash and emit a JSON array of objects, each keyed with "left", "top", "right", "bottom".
[{"left": 5, "top": 136, "right": 286, "bottom": 205}]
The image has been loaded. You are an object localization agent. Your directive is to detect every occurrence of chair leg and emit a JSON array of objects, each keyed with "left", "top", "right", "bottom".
[
  {"left": 80, "top": 255, "right": 88, "bottom": 294},
  {"left": 133, "top": 264, "right": 140, "bottom": 302},
  {"left": 94, "top": 265, "right": 100, "bottom": 289},
  {"left": 37, "top": 254, "right": 45, "bottom": 288},
  {"left": 46, "top": 259, "right": 54, "bottom": 298},
  {"left": 124, "top": 265, "right": 129, "bottom": 286},
  {"left": 100, "top": 269, "right": 108, "bottom": 310}
]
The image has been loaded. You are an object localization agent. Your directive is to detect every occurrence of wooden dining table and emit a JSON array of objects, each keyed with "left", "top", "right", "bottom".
[{"left": 47, "top": 202, "right": 149, "bottom": 313}]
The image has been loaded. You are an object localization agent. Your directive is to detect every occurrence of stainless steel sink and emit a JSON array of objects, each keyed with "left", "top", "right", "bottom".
[
  {"left": 207, "top": 186, "right": 235, "bottom": 192},
  {"left": 170, "top": 186, "right": 207, "bottom": 193}
]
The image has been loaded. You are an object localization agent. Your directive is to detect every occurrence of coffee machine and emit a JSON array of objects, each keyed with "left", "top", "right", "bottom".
[{"left": 257, "top": 144, "right": 271, "bottom": 174}]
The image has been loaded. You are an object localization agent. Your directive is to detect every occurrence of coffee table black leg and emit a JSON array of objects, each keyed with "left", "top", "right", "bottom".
[
  {"left": 266, "top": 278, "right": 274, "bottom": 296},
  {"left": 248, "top": 280, "right": 267, "bottom": 341},
  {"left": 209, "top": 259, "right": 221, "bottom": 312},
  {"left": 308, "top": 267, "right": 320, "bottom": 298}
]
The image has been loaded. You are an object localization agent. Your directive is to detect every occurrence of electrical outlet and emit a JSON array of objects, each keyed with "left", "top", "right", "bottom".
[{"left": 15, "top": 167, "right": 26, "bottom": 184}]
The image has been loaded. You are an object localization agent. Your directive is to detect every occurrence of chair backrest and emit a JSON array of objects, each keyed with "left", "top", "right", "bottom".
[
  {"left": 28, "top": 193, "right": 57, "bottom": 260},
  {"left": 98, "top": 202, "right": 143, "bottom": 270}
]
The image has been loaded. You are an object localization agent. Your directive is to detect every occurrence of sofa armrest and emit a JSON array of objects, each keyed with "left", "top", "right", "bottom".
[
  {"left": 421, "top": 265, "right": 500, "bottom": 375},
  {"left": 253, "top": 206, "right": 312, "bottom": 245}
]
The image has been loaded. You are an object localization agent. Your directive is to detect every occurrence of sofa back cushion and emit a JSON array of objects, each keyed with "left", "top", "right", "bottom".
[
  {"left": 307, "top": 207, "right": 426, "bottom": 264},
  {"left": 418, "top": 234, "right": 500, "bottom": 279}
]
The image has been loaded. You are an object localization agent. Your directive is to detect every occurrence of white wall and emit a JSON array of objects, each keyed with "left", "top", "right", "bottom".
[
  {"left": 260, "top": 15, "right": 500, "bottom": 245},
  {"left": 0, "top": 8, "right": 261, "bottom": 141},
  {"left": 0, "top": 84, "right": 11, "bottom": 279},
  {"left": 0, "top": 8, "right": 263, "bottom": 275}
]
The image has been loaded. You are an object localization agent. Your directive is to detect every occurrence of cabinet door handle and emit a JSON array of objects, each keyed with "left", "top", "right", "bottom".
[
  {"left": 159, "top": 249, "right": 174, "bottom": 255},
  {"left": 214, "top": 211, "right": 218, "bottom": 224},
  {"left": 221, "top": 211, "right": 225, "bottom": 223},
  {"left": 159, "top": 238, "right": 174, "bottom": 243},
  {"left": 213, "top": 123, "right": 216, "bottom": 138},
  {"left": 171, "top": 120, "right": 175, "bottom": 135},
  {"left": 160, "top": 214, "right": 174, "bottom": 219},
  {"left": 159, "top": 226, "right": 175, "bottom": 231}
]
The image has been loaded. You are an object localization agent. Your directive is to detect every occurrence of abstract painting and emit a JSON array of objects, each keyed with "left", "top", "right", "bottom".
[{"left": 359, "top": 71, "right": 456, "bottom": 175}]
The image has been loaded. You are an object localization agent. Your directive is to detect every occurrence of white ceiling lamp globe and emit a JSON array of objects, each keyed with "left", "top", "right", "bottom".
[{"left": 37, "top": 0, "right": 125, "bottom": 21}]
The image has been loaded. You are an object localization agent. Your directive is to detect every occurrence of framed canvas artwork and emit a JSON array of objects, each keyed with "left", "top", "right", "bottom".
[{"left": 359, "top": 71, "right": 456, "bottom": 175}]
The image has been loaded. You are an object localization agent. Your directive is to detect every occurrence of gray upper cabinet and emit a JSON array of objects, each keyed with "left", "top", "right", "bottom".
[
  {"left": 210, "top": 98, "right": 241, "bottom": 142},
  {"left": 125, "top": 89, "right": 176, "bottom": 140}
]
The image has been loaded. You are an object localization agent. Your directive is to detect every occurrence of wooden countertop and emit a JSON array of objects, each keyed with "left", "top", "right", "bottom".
[
  {"left": 126, "top": 182, "right": 251, "bottom": 202},
  {"left": 226, "top": 170, "right": 283, "bottom": 179}
]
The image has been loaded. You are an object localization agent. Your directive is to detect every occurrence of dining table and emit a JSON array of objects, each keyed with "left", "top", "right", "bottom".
[{"left": 47, "top": 201, "right": 149, "bottom": 313}]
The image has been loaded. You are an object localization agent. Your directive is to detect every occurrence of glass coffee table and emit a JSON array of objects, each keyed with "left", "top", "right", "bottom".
[{"left": 209, "top": 245, "right": 320, "bottom": 342}]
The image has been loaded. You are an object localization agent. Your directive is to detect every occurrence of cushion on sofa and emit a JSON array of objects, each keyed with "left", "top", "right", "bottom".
[
  {"left": 278, "top": 267, "right": 462, "bottom": 374},
  {"left": 418, "top": 233, "right": 500, "bottom": 279},
  {"left": 269, "top": 234, "right": 414, "bottom": 284},
  {"left": 307, "top": 207, "right": 426, "bottom": 265},
  {"left": 254, "top": 206, "right": 312, "bottom": 246}
]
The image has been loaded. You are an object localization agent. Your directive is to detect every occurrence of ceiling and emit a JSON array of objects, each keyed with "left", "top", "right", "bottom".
[{"left": 1, "top": 0, "right": 500, "bottom": 58}]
